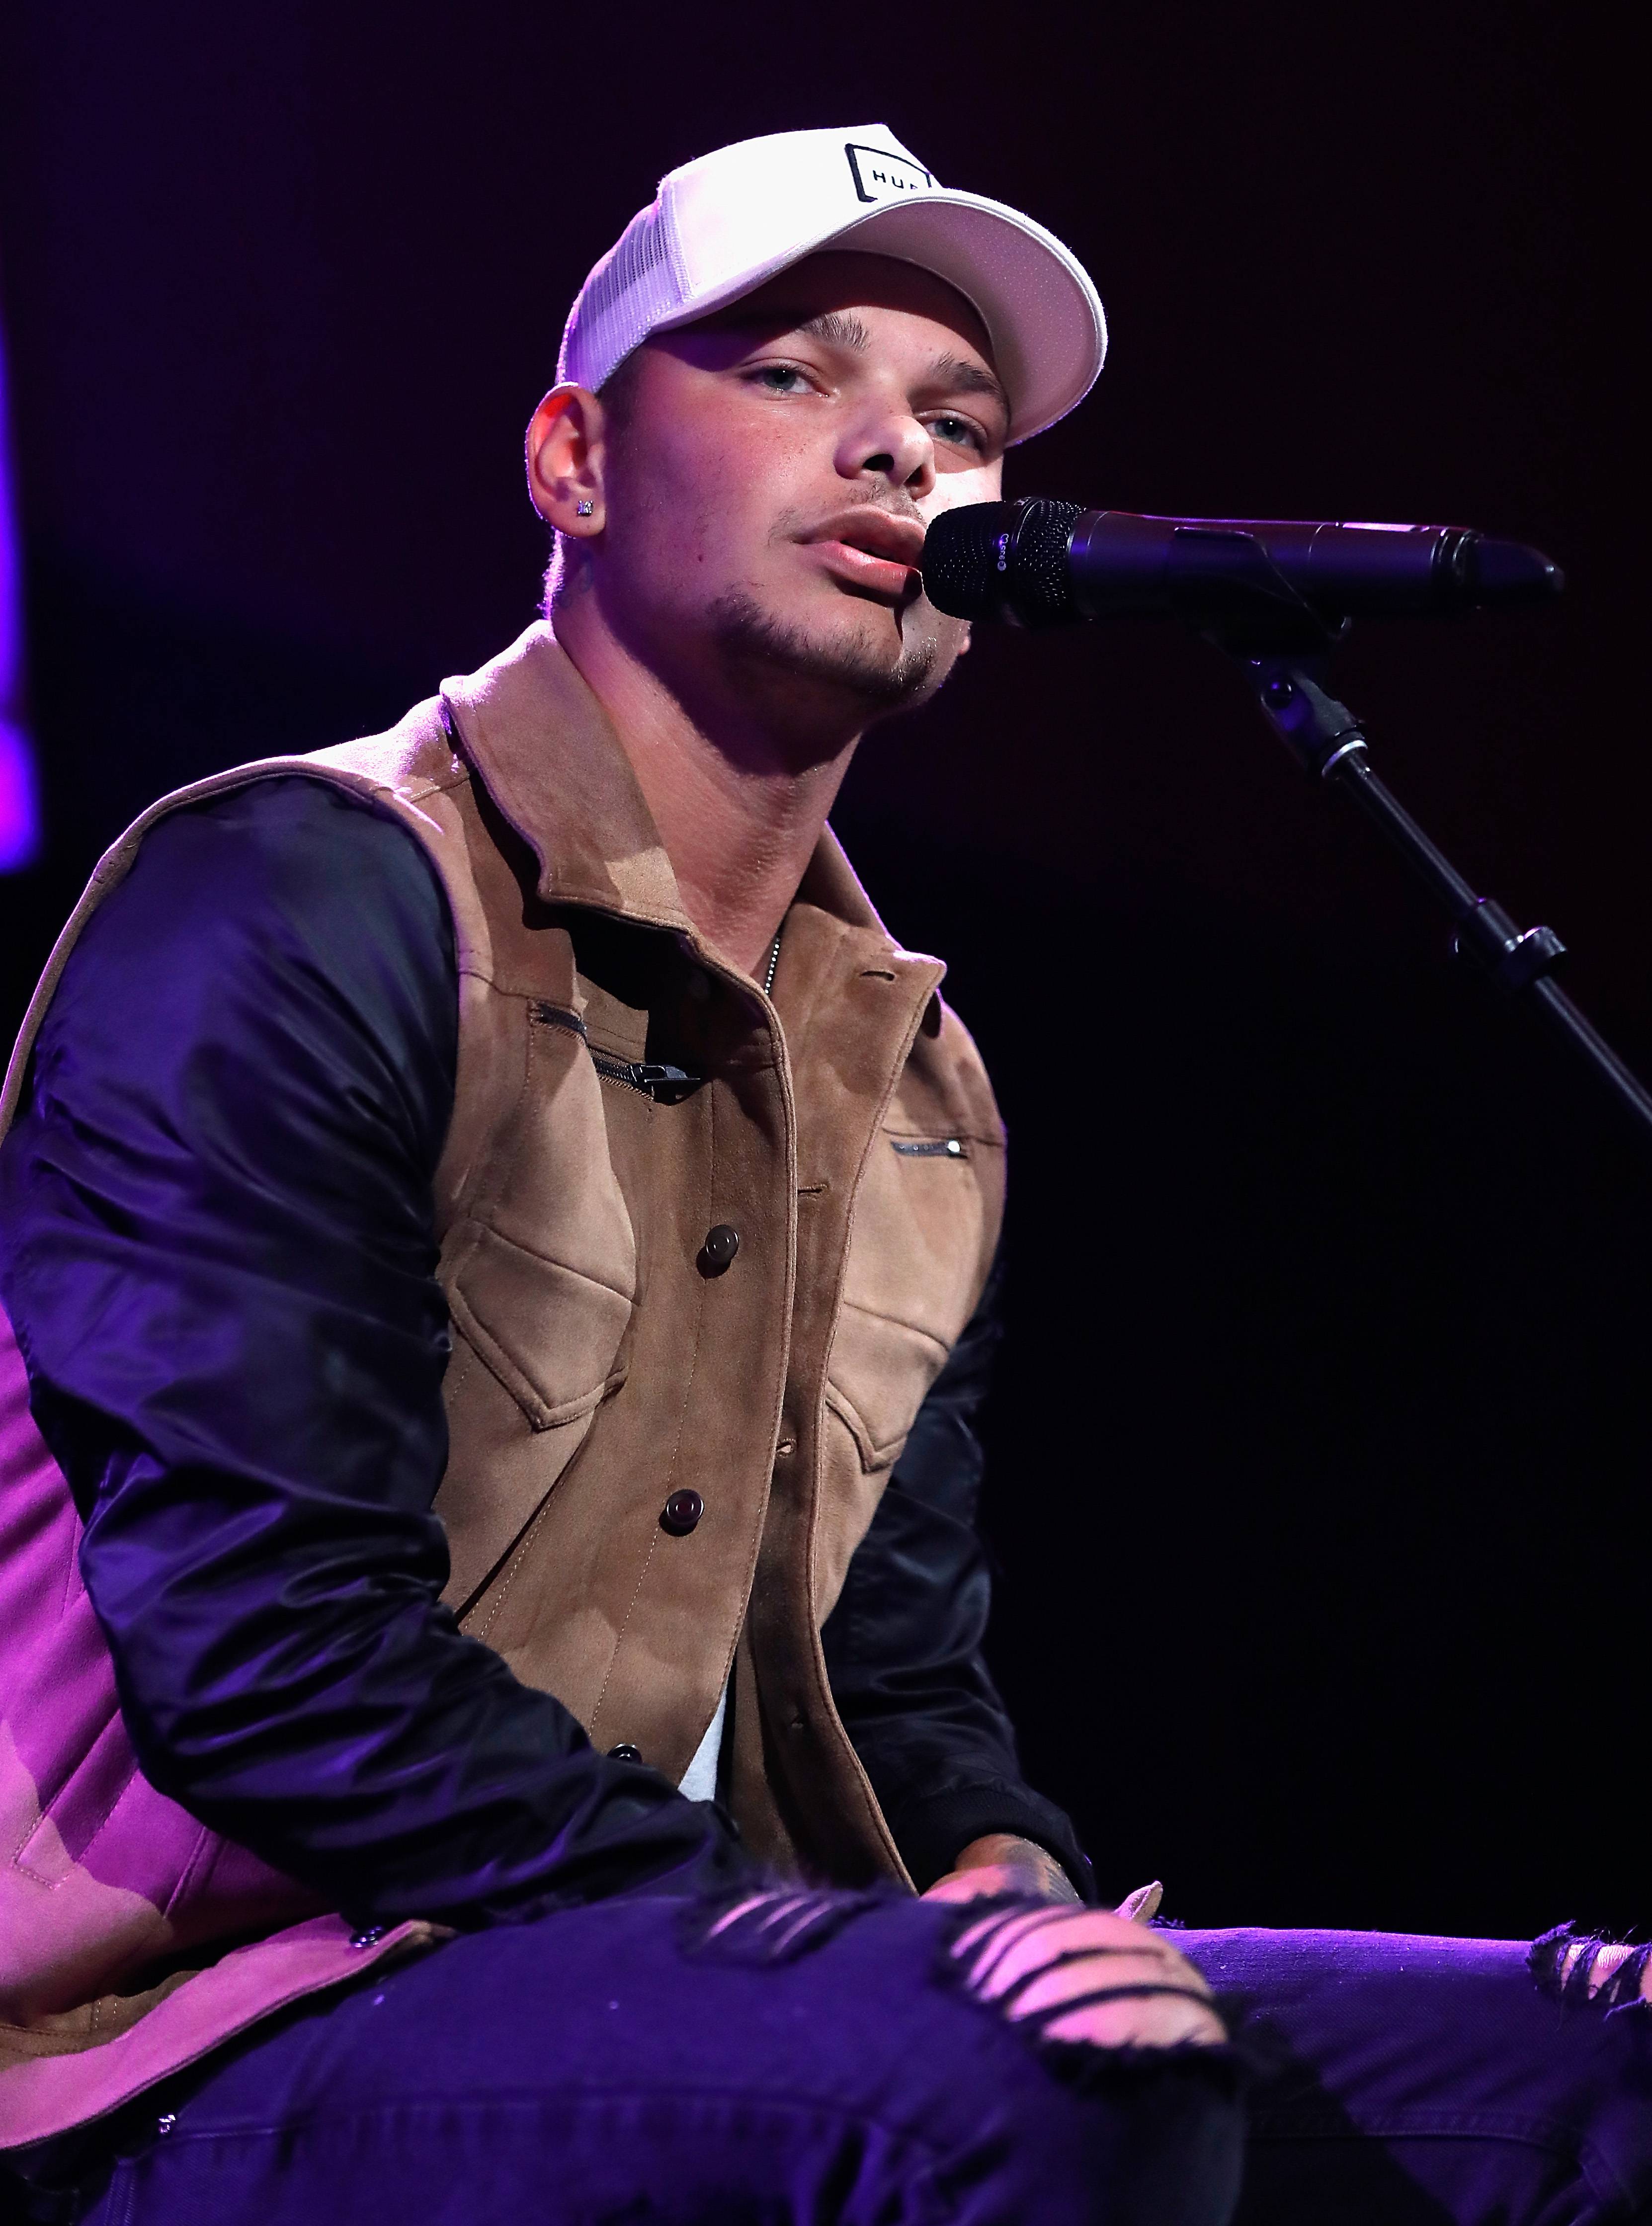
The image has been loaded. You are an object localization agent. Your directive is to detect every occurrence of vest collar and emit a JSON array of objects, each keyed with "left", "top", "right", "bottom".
[
  {"left": 441, "top": 623, "right": 689, "bottom": 935},
  {"left": 440, "top": 622, "right": 921, "bottom": 974}
]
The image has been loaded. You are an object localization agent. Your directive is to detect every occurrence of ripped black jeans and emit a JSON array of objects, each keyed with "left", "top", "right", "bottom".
[
  {"left": 1188, "top": 1921, "right": 1651, "bottom": 2223},
  {"left": 8, "top": 1897, "right": 1646, "bottom": 2225}
]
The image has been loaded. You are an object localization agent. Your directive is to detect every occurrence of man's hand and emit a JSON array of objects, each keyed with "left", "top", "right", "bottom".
[
  {"left": 924, "top": 1836, "right": 1166, "bottom": 1925},
  {"left": 923, "top": 1831, "right": 1082, "bottom": 1905}
]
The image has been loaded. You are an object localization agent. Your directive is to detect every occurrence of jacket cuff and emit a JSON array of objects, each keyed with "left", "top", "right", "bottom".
[{"left": 884, "top": 1779, "right": 1098, "bottom": 1903}]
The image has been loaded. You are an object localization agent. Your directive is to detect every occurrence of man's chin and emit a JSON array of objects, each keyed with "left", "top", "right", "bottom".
[{"left": 708, "top": 586, "right": 952, "bottom": 716}]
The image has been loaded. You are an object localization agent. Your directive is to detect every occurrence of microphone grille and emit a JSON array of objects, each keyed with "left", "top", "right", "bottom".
[
  {"left": 1006, "top": 498, "right": 1084, "bottom": 625},
  {"left": 921, "top": 501, "right": 1019, "bottom": 619},
  {"left": 921, "top": 498, "right": 1083, "bottom": 626}
]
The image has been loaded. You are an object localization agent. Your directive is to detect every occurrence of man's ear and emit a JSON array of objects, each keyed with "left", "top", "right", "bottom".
[{"left": 525, "top": 383, "right": 606, "bottom": 535}]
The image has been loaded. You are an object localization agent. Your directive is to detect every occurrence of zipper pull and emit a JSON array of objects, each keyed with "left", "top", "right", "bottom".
[{"left": 627, "top": 1062, "right": 699, "bottom": 1091}]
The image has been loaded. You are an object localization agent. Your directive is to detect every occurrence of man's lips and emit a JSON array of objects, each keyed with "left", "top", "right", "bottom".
[{"left": 802, "top": 509, "right": 927, "bottom": 599}]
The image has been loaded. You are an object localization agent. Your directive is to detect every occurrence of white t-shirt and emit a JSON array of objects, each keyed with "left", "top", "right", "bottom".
[{"left": 676, "top": 1677, "right": 729, "bottom": 1802}]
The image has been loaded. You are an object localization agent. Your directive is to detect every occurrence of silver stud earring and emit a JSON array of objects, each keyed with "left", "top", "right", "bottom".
[{"left": 576, "top": 500, "right": 594, "bottom": 517}]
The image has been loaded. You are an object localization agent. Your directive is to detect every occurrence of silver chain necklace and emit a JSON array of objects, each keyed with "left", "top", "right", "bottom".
[{"left": 762, "top": 928, "right": 782, "bottom": 998}]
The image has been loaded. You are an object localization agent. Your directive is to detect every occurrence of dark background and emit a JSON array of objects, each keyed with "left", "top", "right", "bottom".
[{"left": 1, "top": 1, "right": 1642, "bottom": 1940}]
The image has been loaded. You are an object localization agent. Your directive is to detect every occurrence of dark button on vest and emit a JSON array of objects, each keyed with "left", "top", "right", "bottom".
[
  {"left": 699, "top": 1224, "right": 740, "bottom": 1275},
  {"left": 607, "top": 1742, "right": 642, "bottom": 1763},
  {"left": 660, "top": 1488, "right": 705, "bottom": 1536}
]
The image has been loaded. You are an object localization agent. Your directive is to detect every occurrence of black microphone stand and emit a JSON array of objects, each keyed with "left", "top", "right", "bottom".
[
  {"left": 924, "top": 495, "right": 1652, "bottom": 1138},
  {"left": 1228, "top": 642, "right": 1652, "bottom": 1141}
]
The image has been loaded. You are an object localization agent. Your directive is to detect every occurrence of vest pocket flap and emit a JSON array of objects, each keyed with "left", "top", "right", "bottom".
[
  {"left": 823, "top": 1381, "right": 896, "bottom": 1474},
  {"left": 447, "top": 1224, "right": 633, "bottom": 1431},
  {"left": 825, "top": 1302, "right": 950, "bottom": 1473}
]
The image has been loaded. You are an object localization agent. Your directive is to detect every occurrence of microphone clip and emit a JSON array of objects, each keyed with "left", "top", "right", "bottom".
[
  {"left": 1185, "top": 533, "right": 1350, "bottom": 659},
  {"left": 1243, "top": 656, "right": 1368, "bottom": 779}
]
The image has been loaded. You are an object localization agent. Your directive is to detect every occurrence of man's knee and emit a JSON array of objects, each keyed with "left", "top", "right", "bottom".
[
  {"left": 946, "top": 2035, "right": 1246, "bottom": 2226},
  {"left": 1531, "top": 1922, "right": 1652, "bottom": 2010},
  {"left": 835, "top": 1892, "right": 1247, "bottom": 2226}
]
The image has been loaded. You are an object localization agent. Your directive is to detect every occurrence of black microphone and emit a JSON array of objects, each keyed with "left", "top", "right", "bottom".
[{"left": 920, "top": 497, "right": 1564, "bottom": 635}]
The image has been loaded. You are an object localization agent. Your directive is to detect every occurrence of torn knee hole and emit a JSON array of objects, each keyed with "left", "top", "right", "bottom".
[
  {"left": 940, "top": 1898, "right": 1227, "bottom": 2051},
  {"left": 681, "top": 1885, "right": 890, "bottom": 1965},
  {"left": 1530, "top": 1923, "right": 1652, "bottom": 2011}
]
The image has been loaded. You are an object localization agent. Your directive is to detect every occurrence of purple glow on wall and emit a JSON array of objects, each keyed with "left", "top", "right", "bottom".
[{"left": 0, "top": 293, "right": 41, "bottom": 872}]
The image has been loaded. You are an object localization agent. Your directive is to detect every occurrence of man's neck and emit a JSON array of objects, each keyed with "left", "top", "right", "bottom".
[{"left": 551, "top": 595, "right": 860, "bottom": 981}]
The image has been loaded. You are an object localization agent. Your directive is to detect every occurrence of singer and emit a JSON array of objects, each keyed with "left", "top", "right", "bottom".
[{"left": 0, "top": 127, "right": 1644, "bottom": 2224}]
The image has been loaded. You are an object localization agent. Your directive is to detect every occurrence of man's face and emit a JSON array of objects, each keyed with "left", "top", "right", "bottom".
[{"left": 585, "top": 251, "right": 1008, "bottom": 734}]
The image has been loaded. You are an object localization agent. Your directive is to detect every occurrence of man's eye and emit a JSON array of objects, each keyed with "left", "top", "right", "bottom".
[
  {"left": 930, "top": 414, "right": 985, "bottom": 453},
  {"left": 750, "top": 364, "right": 810, "bottom": 394}
]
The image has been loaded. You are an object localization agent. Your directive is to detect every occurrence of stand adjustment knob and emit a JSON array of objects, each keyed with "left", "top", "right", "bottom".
[{"left": 1453, "top": 901, "right": 1567, "bottom": 992}]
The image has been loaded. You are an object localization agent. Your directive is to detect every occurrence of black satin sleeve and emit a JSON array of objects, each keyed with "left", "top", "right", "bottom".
[
  {"left": 822, "top": 1249, "right": 1097, "bottom": 1900},
  {"left": 0, "top": 776, "right": 754, "bottom": 1926}
]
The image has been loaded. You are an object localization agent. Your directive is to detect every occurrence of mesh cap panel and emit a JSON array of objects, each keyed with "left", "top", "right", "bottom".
[{"left": 558, "top": 205, "right": 677, "bottom": 389}]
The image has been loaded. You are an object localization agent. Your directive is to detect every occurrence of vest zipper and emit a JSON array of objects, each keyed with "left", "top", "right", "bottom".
[
  {"left": 532, "top": 1002, "right": 700, "bottom": 1098},
  {"left": 594, "top": 1051, "right": 698, "bottom": 1096}
]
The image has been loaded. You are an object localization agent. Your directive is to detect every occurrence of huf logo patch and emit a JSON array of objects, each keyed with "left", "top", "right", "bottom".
[{"left": 845, "top": 145, "right": 935, "bottom": 205}]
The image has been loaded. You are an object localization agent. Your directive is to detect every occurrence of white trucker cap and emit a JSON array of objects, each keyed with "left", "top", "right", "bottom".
[{"left": 557, "top": 126, "right": 1106, "bottom": 446}]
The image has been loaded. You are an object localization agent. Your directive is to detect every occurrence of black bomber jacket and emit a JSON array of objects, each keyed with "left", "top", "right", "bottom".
[{"left": 0, "top": 777, "right": 1091, "bottom": 1925}]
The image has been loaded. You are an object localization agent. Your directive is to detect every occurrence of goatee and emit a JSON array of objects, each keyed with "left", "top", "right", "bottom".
[{"left": 708, "top": 588, "right": 944, "bottom": 713}]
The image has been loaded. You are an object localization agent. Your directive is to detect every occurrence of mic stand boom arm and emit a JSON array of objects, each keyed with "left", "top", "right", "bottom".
[{"left": 1241, "top": 653, "right": 1652, "bottom": 1141}]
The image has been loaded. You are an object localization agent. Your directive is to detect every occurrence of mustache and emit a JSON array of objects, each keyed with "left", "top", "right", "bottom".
[{"left": 771, "top": 495, "right": 928, "bottom": 545}]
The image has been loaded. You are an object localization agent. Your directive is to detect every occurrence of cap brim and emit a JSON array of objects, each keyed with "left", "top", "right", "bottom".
[{"left": 651, "top": 190, "right": 1105, "bottom": 445}]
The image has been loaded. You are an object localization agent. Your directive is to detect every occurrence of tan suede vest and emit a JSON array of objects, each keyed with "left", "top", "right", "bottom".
[{"left": 5, "top": 623, "right": 1006, "bottom": 1895}]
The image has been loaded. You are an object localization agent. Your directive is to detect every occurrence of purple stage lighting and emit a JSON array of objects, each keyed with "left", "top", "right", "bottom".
[{"left": 0, "top": 298, "right": 40, "bottom": 871}]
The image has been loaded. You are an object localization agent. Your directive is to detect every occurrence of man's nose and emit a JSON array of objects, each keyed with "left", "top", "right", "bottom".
[{"left": 837, "top": 405, "right": 935, "bottom": 496}]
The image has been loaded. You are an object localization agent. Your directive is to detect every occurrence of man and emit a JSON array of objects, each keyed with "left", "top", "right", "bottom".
[{"left": 0, "top": 125, "right": 1643, "bottom": 2225}]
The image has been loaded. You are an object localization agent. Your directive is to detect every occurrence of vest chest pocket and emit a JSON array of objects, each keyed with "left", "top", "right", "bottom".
[
  {"left": 441, "top": 1013, "right": 641, "bottom": 1431},
  {"left": 436, "top": 1234, "right": 636, "bottom": 1620},
  {"left": 825, "top": 1125, "right": 993, "bottom": 1472},
  {"left": 444, "top": 1226, "right": 634, "bottom": 1432},
  {"left": 433, "top": 1022, "right": 642, "bottom": 1614}
]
